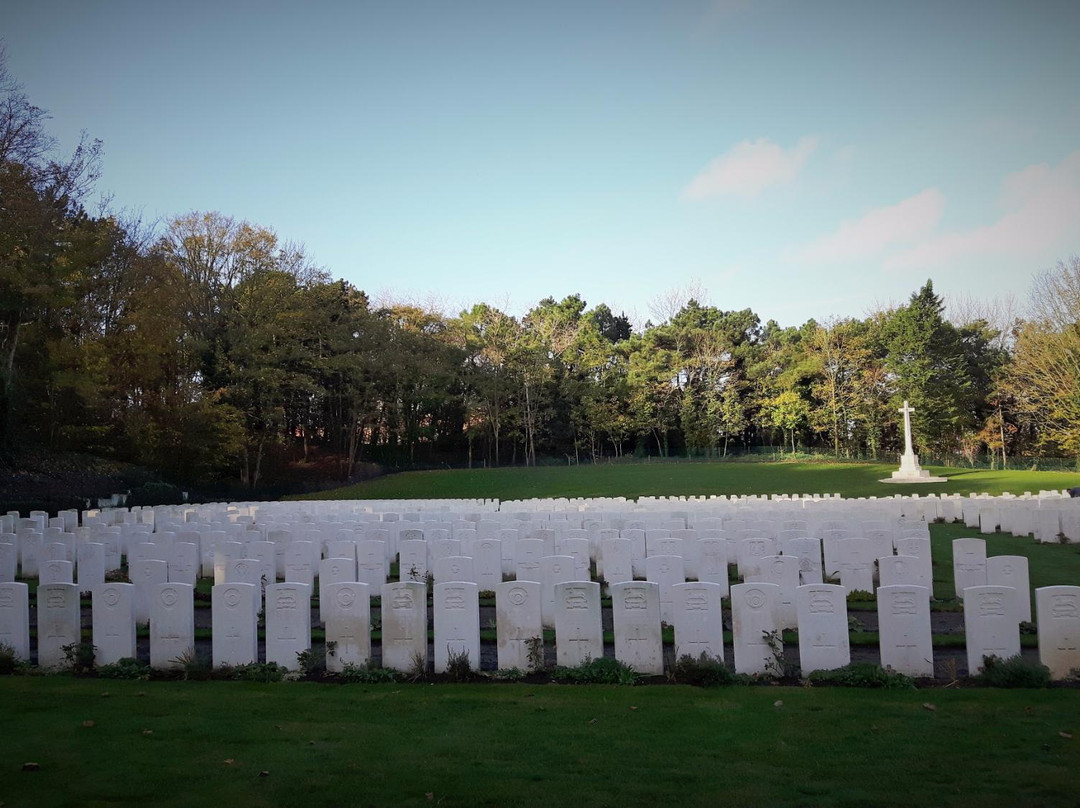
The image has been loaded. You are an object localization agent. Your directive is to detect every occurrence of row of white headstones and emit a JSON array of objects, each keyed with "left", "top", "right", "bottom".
[{"left": 2, "top": 575, "right": 1077, "bottom": 679}]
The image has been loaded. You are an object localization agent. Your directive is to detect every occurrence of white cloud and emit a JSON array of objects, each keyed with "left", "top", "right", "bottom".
[
  {"left": 792, "top": 188, "right": 945, "bottom": 263},
  {"left": 681, "top": 136, "right": 817, "bottom": 200},
  {"left": 884, "top": 150, "right": 1080, "bottom": 270}
]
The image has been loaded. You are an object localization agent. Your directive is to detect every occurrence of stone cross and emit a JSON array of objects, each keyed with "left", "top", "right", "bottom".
[{"left": 899, "top": 400, "right": 915, "bottom": 456}]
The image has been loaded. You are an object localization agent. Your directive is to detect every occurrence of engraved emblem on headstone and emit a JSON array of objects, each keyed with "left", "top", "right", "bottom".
[
  {"left": 564, "top": 588, "right": 588, "bottom": 609},
  {"left": 979, "top": 593, "right": 1005, "bottom": 616},
  {"left": 744, "top": 588, "right": 767, "bottom": 610},
  {"left": 336, "top": 589, "right": 355, "bottom": 608},
  {"left": 392, "top": 589, "right": 414, "bottom": 609},
  {"left": 507, "top": 587, "right": 528, "bottom": 606},
  {"left": 809, "top": 591, "right": 834, "bottom": 614},
  {"left": 224, "top": 588, "right": 241, "bottom": 607},
  {"left": 891, "top": 594, "right": 917, "bottom": 615},
  {"left": 1052, "top": 594, "right": 1078, "bottom": 619},
  {"left": 624, "top": 591, "right": 647, "bottom": 610}
]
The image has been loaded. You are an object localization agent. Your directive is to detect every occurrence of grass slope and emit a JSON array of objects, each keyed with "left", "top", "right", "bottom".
[
  {"left": 1, "top": 678, "right": 1078, "bottom": 808},
  {"left": 296, "top": 461, "right": 1080, "bottom": 502}
]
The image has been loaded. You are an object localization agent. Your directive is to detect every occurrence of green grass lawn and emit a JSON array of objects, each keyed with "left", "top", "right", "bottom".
[
  {"left": 295, "top": 461, "right": 1079, "bottom": 502},
  {"left": 1, "top": 678, "right": 1077, "bottom": 808}
]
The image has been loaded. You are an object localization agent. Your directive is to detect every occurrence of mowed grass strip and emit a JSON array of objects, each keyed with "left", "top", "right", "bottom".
[
  {"left": 1, "top": 678, "right": 1077, "bottom": 808},
  {"left": 296, "top": 461, "right": 1080, "bottom": 502}
]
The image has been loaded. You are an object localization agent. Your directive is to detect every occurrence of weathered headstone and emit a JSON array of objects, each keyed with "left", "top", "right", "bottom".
[
  {"left": 731, "top": 582, "right": 781, "bottom": 676},
  {"left": 149, "top": 582, "right": 195, "bottom": 670},
  {"left": 986, "top": 555, "right": 1031, "bottom": 623},
  {"left": 952, "top": 538, "right": 987, "bottom": 600},
  {"left": 318, "top": 557, "right": 357, "bottom": 623},
  {"left": 600, "top": 538, "right": 633, "bottom": 590},
  {"left": 474, "top": 538, "right": 503, "bottom": 591},
  {"left": 610, "top": 581, "right": 663, "bottom": 675},
  {"left": 434, "top": 555, "right": 476, "bottom": 585},
  {"left": 212, "top": 582, "right": 259, "bottom": 668},
  {"left": 539, "top": 555, "right": 577, "bottom": 628},
  {"left": 963, "top": 584, "right": 1020, "bottom": 674},
  {"left": 645, "top": 554, "right": 685, "bottom": 624},
  {"left": 671, "top": 581, "right": 724, "bottom": 661},
  {"left": 696, "top": 537, "right": 730, "bottom": 596},
  {"left": 1035, "top": 585, "right": 1080, "bottom": 679},
  {"left": 265, "top": 583, "right": 312, "bottom": 670},
  {"left": 130, "top": 558, "right": 168, "bottom": 625},
  {"left": 795, "top": 584, "right": 850, "bottom": 674},
  {"left": 553, "top": 581, "right": 603, "bottom": 667},
  {"left": 40, "top": 559, "right": 73, "bottom": 585},
  {"left": 324, "top": 581, "right": 371, "bottom": 672},
  {"left": 433, "top": 582, "right": 480, "bottom": 673},
  {"left": 749, "top": 555, "right": 799, "bottom": 629},
  {"left": 357, "top": 539, "right": 388, "bottom": 588},
  {"left": 877, "top": 584, "right": 933, "bottom": 677},
  {"left": 495, "top": 580, "right": 542, "bottom": 671},
  {"left": 0, "top": 582, "right": 30, "bottom": 661},
  {"left": 380, "top": 581, "right": 428, "bottom": 673},
  {"left": 92, "top": 582, "right": 136, "bottom": 665}
]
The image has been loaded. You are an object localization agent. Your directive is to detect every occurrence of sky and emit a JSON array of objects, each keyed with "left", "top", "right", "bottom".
[{"left": 6, "top": 0, "right": 1080, "bottom": 329}]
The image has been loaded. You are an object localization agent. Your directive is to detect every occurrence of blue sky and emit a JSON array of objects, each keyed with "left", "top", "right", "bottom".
[{"left": 6, "top": 0, "right": 1080, "bottom": 328}]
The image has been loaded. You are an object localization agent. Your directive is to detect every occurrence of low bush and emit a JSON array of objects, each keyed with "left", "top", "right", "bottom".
[
  {"left": 667, "top": 652, "right": 741, "bottom": 687},
  {"left": 551, "top": 656, "right": 640, "bottom": 685},
  {"left": 97, "top": 657, "right": 150, "bottom": 680},
  {"left": 338, "top": 662, "right": 398, "bottom": 684},
  {"left": 805, "top": 662, "right": 917, "bottom": 689},
  {"left": 978, "top": 655, "right": 1051, "bottom": 688}
]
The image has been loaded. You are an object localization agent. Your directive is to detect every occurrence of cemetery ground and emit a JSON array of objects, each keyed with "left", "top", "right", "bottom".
[
  {"left": 6, "top": 460, "right": 1080, "bottom": 806},
  {"left": 1, "top": 677, "right": 1077, "bottom": 807}
]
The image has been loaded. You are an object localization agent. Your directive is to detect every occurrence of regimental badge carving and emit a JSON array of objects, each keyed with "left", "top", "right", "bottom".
[
  {"left": 507, "top": 587, "right": 528, "bottom": 606},
  {"left": 809, "top": 591, "right": 834, "bottom": 614},
  {"left": 1052, "top": 594, "right": 1078, "bottom": 620},
  {"left": 744, "top": 588, "right": 767, "bottom": 610},
  {"left": 978, "top": 593, "right": 1005, "bottom": 617}
]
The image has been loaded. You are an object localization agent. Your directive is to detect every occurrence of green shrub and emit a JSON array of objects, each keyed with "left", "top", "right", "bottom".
[
  {"left": 0, "top": 643, "right": 27, "bottom": 675},
  {"left": 444, "top": 646, "right": 474, "bottom": 682},
  {"left": 978, "top": 655, "right": 1051, "bottom": 688},
  {"left": 668, "top": 652, "right": 740, "bottom": 687},
  {"left": 338, "top": 661, "right": 398, "bottom": 684},
  {"left": 551, "top": 656, "right": 640, "bottom": 685},
  {"left": 846, "top": 590, "right": 876, "bottom": 603},
  {"left": 61, "top": 641, "right": 97, "bottom": 676},
  {"left": 227, "top": 662, "right": 286, "bottom": 683},
  {"left": 488, "top": 667, "right": 526, "bottom": 681},
  {"left": 805, "top": 662, "right": 917, "bottom": 689},
  {"left": 97, "top": 657, "right": 150, "bottom": 680},
  {"left": 296, "top": 648, "right": 326, "bottom": 679}
]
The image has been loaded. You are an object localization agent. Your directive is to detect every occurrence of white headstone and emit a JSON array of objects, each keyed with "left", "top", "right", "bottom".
[
  {"left": 433, "top": 582, "right": 480, "bottom": 673},
  {"left": 0, "top": 541, "right": 15, "bottom": 582},
  {"left": 952, "top": 538, "right": 987, "bottom": 600},
  {"left": 39, "top": 559, "right": 74, "bottom": 585},
  {"left": 671, "top": 581, "right": 724, "bottom": 661},
  {"left": 92, "top": 582, "right": 136, "bottom": 665},
  {"left": 795, "top": 584, "right": 850, "bottom": 674},
  {"left": 876, "top": 584, "right": 933, "bottom": 677},
  {"left": 539, "top": 555, "right": 577, "bottom": 628},
  {"left": 149, "top": 582, "right": 195, "bottom": 670},
  {"left": 77, "top": 542, "right": 106, "bottom": 593},
  {"left": 265, "top": 583, "right": 312, "bottom": 670},
  {"left": 357, "top": 539, "right": 388, "bottom": 588},
  {"left": 318, "top": 557, "right": 357, "bottom": 623},
  {"left": 749, "top": 555, "right": 799, "bottom": 629},
  {"left": 324, "top": 581, "right": 371, "bottom": 672},
  {"left": 0, "top": 582, "right": 30, "bottom": 661},
  {"left": 130, "top": 558, "right": 168, "bottom": 625},
  {"left": 737, "top": 537, "right": 776, "bottom": 579},
  {"left": 696, "top": 537, "right": 730, "bottom": 596},
  {"left": 645, "top": 554, "right": 685, "bottom": 624},
  {"left": 1035, "top": 585, "right": 1080, "bottom": 680},
  {"left": 398, "top": 539, "right": 428, "bottom": 582},
  {"left": 784, "top": 537, "right": 823, "bottom": 585},
  {"left": 834, "top": 538, "right": 875, "bottom": 594},
  {"left": 553, "top": 581, "right": 603, "bottom": 667},
  {"left": 963, "top": 584, "right": 1020, "bottom": 674},
  {"left": 434, "top": 555, "right": 476, "bottom": 585},
  {"left": 986, "top": 555, "right": 1031, "bottom": 623},
  {"left": 495, "top": 580, "right": 542, "bottom": 671},
  {"left": 474, "top": 538, "right": 503, "bottom": 592},
  {"left": 610, "top": 581, "right": 663, "bottom": 675},
  {"left": 380, "top": 581, "right": 428, "bottom": 673},
  {"left": 167, "top": 542, "right": 199, "bottom": 587},
  {"left": 731, "top": 582, "right": 781, "bottom": 676},
  {"left": 212, "top": 582, "right": 259, "bottom": 668},
  {"left": 600, "top": 538, "right": 633, "bottom": 590}
]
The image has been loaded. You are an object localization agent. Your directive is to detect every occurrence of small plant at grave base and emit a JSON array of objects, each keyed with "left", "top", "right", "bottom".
[
  {"left": 97, "top": 657, "right": 150, "bottom": 680},
  {"left": 805, "top": 662, "right": 916, "bottom": 690},
  {"left": 338, "top": 661, "right": 398, "bottom": 684},
  {"left": 1019, "top": 621, "right": 1037, "bottom": 635},
  {"left": 166, "top": 648, "right": 211, "bottom": 681},
  {"left": 61, "top": 641, "right": 97, "bottom": 676},
  {"left": 847, "top": 615, "right": 866, "bottom": 633},
  {"left": 296, "top": 648, "right": 326, "bottom": 680},
  {"left": 551, "top": 656, "right": 640, "bottom": 685},
  {"left": 406, "top": 650, "right": 429, "bottom": 682},
  {"left": 525, "top": 636, "right": 544, "bottom": 672},
  {"left": 0, "top": 643, "right": 28, "bottom": 676},
  {"left": 846, "top": 590, "right": 875, "bottom": 603},
  {"left": 444, "top": 646, "right": 474, "bottom": 682},
  {"left": 325, "top": 640, "right": 338, "bottom": 659},
  {"left": 667, "top": 652, "right": 740, "bottom": 687},
  {"left": 488, "top": 667, "right": 526, "bottom": 682},
  {"left": 761, "top": 630, "right": 797, "bottom": 680},
  {"left": 977, "top": 655, "right": 1052, "bottom": 688},
  {"left": 228, "top": 662, "right": 286, "bottom": 683}
]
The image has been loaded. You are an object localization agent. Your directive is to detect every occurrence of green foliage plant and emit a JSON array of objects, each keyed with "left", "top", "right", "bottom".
[
  {"left": 96, "top": 657, "right": 150, "bottom": 680},
  {"left": 805, "top": 662, "right": 917, "bottom": 689},
  {"left": 551, "top": 656, "right": 640, "bottom": 685},
  {"left": 977, "top": 655, "right": 1051, "bottom": 688},
  {"left": 667, "top": 652, "right": 740, "bottom": 687}
]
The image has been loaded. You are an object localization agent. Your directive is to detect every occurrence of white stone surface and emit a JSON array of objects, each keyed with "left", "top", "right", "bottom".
[
  {"left": 834, "top": 538, "right": 875, "bottom": 594},
  {"left": 696, "top": 537, "right": 729, "bottom": 596},
  {"left": 963, "top": 584, "right": 1020, "bottom": 674},
  {"left": 645, "top": 554, "right": 685, "bottom": 624},
  {"left": 0, "top": 582, "right": 29, "bottom": 660},
  {"left": 149, "top": 582, "right": 195, "bottom": 670},
  {"left": 539, "top": 555, "right": 578, "bottom": 628},
  {"left": 986, "top": 555, "right": 1031, "bottom": 623},
  {"left": 433, "top": 555, "right": 476, "bottom": 585},
  {"left": 167, "top": 542, "right": 199, "bottom": 587},
  {"left": 398, "top": 539, "right": 428, "bottom": 582},
  {"left": 795, "top": 584, "right": 850, "bottom": 674},
  {"left": 473, "top": 538, "right": 503, "bottom": 592},
  {"left": 324, "top": 581, "right": 371, "bottom": 672},
  {"left": 749, "top": 555, "right": 799, "bottom": 629},
  {"left": 318, "top": 557, "right": 357, "bottom": 623},
  {"left": 130, "top": 558, "right": 168, "bottom": 625},
  {"left": 600, "top": 538, "right": 633, "bottom": 590},
  {"left": 783, "top": 537, "right": 823, "bottom": 585},
  {"left": 39, "top": 559, "right": 73, "bottom": 585},
  {"left": 495, "top": 580, "right": 542, "bottom": 671},
  {"left": 877, "top": 585, "right": 933, "bottom": 677},
  {"left": 76, "top": 542, "right": 106, "bottom": 593},
  {"left": 671, "top": 581, "right": 724, "bottom": 661},
  {"left": 737, "top": 537, "right": 776, "bottom": 579},
  {"left": 731, "top": 582, "right": 781, "bottom": 676},
  {"left": 212, "top": 582, "right": 259, "bottom": 668},
  {"left": 265, "top": 583, "right": 312, "bottom": 671},
  {"left": 433, "top": 581, "right": 480, "bottom": 673},
  {"left": 1036, "top": 585, "right": 1080, "bottom": 680},
  {"left": 283, "top": 541, "right": 317, "bottom": 587},
  {"left": 357, "top": 539, "right": 388, "bottom": 588},
  {"left": 894, "top": 537, "right": 934, "bottom": 595},
  {"left": 380, "top": 581, "right": 428, "bottom": 673},
  {"left": 953, "top": 538, "right": 987, "bottom": 599},
  {"left": 553, "top": 581, "right": 603, "bottom": 667},
  {"left": 610, "top": 581, "right": 663, "bottom": 675},
  {"left": 0, "top": 541, "right": 15, "bottom": 583},
  {"left": 92, "top": 583, "right": 135, "bottom": 665}
]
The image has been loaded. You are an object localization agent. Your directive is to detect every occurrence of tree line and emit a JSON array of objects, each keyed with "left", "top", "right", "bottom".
[{"left": 2, "top": 52, "right": 1078, "bottom": 491}]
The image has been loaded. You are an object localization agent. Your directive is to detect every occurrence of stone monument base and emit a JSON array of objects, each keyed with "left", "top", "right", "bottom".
[{"left": 879, "top": 452, "right": 948, "bottom": 484}]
